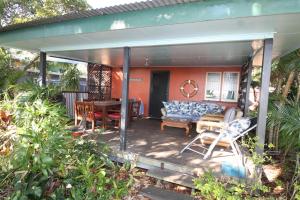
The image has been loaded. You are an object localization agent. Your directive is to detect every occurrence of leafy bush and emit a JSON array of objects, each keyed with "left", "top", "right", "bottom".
[
  {"left": 194, "top": 172, "right": 244, "bottom": 200},
  {"left": 0, "top": 48, "right": 25, "bottom": 93},
  {"left": 193, "top": 172, "right": 271, "bottom": 200},
  {"left": 60, "top": 65, "right": 81, "bottom": 91},
  {"left": 268, "top": 100, "right": 300, "bottom": 155},
  {"left": 193, "top": 136, "right": 275, "bottom": 200},
  {"left": 14, "top": 81, "right": 62, "bottom": 102},
  {"left": 0, "top": 89, "right": 133, "bottom": 199}
]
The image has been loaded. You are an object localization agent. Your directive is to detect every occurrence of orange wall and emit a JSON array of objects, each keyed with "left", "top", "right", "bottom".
[{"left": 112, "top": 66, "right": 241, "bottom": 116}]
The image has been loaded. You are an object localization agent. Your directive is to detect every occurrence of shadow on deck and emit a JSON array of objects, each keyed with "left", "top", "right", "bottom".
[{"left": 99, "top": 119, "right": 241, "bottom": 176}]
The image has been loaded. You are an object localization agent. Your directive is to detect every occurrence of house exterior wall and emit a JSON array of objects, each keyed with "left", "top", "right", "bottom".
[{"left": 112, "top": 66, "right": 241, "bottom": 116}]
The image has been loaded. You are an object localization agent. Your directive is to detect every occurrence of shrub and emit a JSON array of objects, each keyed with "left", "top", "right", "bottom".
[
  {"left": 0, "top": 90, "right": 133, "bottom": 199},
  {"left": 193, "top": 172, "right": 271, "bottom": 200},
  {"left": 194, "top": 172, "right": 244, "bottom": 200},
  {"left": 268, "top": 100, "right": 300, "bottom": 155},
  {"left": 193, "top": 136, "right": 274, "bottom": 200}
]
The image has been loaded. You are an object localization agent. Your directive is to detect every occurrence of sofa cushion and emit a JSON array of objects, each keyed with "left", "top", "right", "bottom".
[
  {"left": 226, "top": 117, "right": 251, "bottom": 137},
  {"left": 162, "top": 101, "right": 179, "bottom": 114},
  {"left": 223, "top": 108, "right": 236, "bottom": 123},
  {"left": 191, "top": 103, "right": 208, "bottom": 117},
  {"left": 205, "top": 102, "right": 224, "bottom": 114},
  {"left": 176, "top": 101, "right": 193, "bottom": 116},
  {"left": 162, "top": 101, "right": 224, "bottom": 122}
]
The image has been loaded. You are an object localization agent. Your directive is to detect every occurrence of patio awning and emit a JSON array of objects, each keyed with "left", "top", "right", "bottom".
[
  {"left": 0, "top": 0, "right": 300, "bottom": 66},
  {"left": 1, "top": 0, "right": 293, "bottom": 152}
]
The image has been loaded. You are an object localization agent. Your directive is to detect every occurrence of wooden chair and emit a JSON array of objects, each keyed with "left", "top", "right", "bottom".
[
  {"left": 74, "top": 101, "right": 85, "bottom": 126},
  {"left": 74, "top": 101, "right": 102, "bottom": 131},
  {"left": 107, "top": 101, "right": 134, "bottom": 128}
]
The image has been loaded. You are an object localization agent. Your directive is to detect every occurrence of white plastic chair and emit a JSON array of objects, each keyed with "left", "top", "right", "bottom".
[{"left": 180, "top": 118, "right": 257, "bottom": 164}]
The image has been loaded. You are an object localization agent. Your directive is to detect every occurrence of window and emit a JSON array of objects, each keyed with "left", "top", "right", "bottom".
[
  {"left": 205, "top": 72, "right": 221, "bottom": 101},
  {"left": 205, "top": 72, "right": 240, "bottom": 102},
  {"left": 221, "top": 72, "right": 239, "bottom": 102}
]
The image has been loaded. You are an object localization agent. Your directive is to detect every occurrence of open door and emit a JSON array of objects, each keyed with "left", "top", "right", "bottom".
[{"left": 149, "top": 71, "right": 170, "bottom": 118}]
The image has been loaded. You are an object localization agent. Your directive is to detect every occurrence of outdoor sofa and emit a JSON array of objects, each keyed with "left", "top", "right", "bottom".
[
  {"left": 161, "top": 100, "right": 225, "bottom": 122},
  {"left": 160, "top": 100, "right": 225, "bottom": 135}
]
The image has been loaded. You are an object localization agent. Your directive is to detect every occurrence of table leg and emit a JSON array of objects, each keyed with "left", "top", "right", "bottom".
[
  {"left": 161, "top": 121, "right": 165, "bottom": 131},
  {"left": 102, "top": 106, "right": 107, "bottom": 129},
  {"left": 185, "top": 125, "right": 190, "bottom": 136}
]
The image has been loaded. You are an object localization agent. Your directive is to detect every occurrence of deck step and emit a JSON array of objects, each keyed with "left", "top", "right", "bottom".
[
  {"left": 140, "top": 186, "right": 195, "bottom": 200},
  {"left": 146, "top": 168, "right": 196, "bottom": 189},
  {"left": 109, "top": 149, "right": 208, "bottom": 176}
]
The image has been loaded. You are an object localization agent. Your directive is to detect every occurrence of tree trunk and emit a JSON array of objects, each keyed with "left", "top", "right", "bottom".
[
  {"left": 268, "top": 122, "right": 274, "bottom": 146},
  {"left": 22, "top": 55, "right": 39, "bottom": 71},
  {"left": 282, "top": 70, "right": 296, "bottom": 100},
  {"left": 276, "top": 78, "right": 283, "bottom": 95},
  {"left": 275, "top": 71, "right": 296, "bottom": 152},
  {"left": 296, "top": 74, "right": 300, "bottom": 102}
]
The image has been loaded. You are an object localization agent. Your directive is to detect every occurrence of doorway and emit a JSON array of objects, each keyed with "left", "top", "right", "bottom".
[{"left": 149, "top": 71, "right": 170, "bottom": 118}]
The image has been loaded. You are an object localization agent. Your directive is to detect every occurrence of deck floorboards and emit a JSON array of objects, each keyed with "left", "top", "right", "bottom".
[{"left": 99, "top": 119, "right": 238, "bottom": 174}]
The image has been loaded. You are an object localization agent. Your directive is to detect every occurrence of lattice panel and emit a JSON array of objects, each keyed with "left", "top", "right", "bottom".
[{"left": 87, "top": 63, "right": 112, "bottom": 101}]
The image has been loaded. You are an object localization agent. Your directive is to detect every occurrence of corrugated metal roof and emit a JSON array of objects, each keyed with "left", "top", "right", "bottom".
[{"left": 0, "top": 0, "right": 199, "bottom": 32}]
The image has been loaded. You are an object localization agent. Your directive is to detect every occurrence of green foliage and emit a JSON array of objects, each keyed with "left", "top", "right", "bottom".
[
  {"left": 242, "top": 136, "right": 273, "bottom": 166},
  {"left": 270, "top": 49, "right": 300, "bottom": 98},
  {"left": 193, "top": 172, "right": 271, "bottom": 200},
  {"left": 0, "top": 86, "right": 133, "bottom": 199},
  {"left": 193, "top": 137, "right": 274, "bottom": 199},
  {"left": 60, "top": 65, "right": 81, "bottom": 91},
  {"left": 0, "top": 48, "right": 25, "bottom": 92},
  {"left": 0, "top": 95, "right": 70, "bottom": 199},
  {"left": 268, "top": 100, "right": 300, "bottom": 154},
  {"left": 275, "top": 50, "right": 300, "bottom": 74},
  {"left": 241, "top": 136, "right": 273, "bottom": 195},
  {"left": 0, "top": 0, "right": 90, "bottom": 27},
  {"left": 294, "top": 184, "right": 300, "bottom": 200},
  {"left": 194, "top": 172, "right": 243, "bottom": 200},
  {"left": 0, "top": 48, "right": 11, "bottom": 89},
  {"left": 0, "top": 0, "right": 89, "bottom": 94},
  {"left": 47, "top": 62, "right": 72, "bottom": 73},
  {"left": 287, "top": 153, "right": 300, "bottom": 200},
  {"left": 2, "top": 80, "right": 62, "bottom": 103},
  {"left": 16, "top": 81, "right": 61, "bottom": 102}
]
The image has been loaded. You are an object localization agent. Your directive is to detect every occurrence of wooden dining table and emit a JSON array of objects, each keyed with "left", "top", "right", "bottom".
[{"left": 93, "top": 100, "right": 121, "bottom": 129}]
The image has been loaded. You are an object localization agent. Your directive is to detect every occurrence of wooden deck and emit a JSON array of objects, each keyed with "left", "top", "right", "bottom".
[{"left": 99, "top": 119, "right": 244, "bottom": 176}]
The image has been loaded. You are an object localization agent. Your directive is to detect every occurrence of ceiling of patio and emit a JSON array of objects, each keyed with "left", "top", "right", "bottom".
[
  {"left": 49, "top": 40, "right": 253, "bottom": 67},
  {"left": 41, "top": 12, "right": 300, "bottom": 67}
]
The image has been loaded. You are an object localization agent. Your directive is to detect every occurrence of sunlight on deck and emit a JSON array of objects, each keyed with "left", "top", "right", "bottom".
[{"left": 100, "top": 119, "right": 242, "bottom": 173}]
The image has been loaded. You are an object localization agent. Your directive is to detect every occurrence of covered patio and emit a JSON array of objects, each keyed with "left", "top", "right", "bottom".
[
  {"left": 100, "top": 119, "right": 240, "bottom": 176},
  {"left": 1, "top": 0, "right": 300, "bottom": 181}
]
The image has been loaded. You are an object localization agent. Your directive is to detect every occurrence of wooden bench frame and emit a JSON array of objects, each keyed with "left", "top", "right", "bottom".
[{"left": 161, "top": 120, "right": 192, "bottom": 136}]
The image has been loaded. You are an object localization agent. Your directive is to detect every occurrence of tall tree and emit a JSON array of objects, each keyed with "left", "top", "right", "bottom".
[
  {"left": 271, "top": 49, "right": 300, "bottom": 101},
  {"left": 268, "top": 49, "right": 300, "bottom": 151},
  {"left": 0, "top": 0, "right": 89, "bottom": 91},
  {"left": 0, "top": 0, "right": 90, "bottom": 27}
]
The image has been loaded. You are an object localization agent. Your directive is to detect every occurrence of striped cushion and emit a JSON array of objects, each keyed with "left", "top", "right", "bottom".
[
  {"left": 108, "top": 113, "right": 121, "bottom": 120},
  {"left": 94, "top": 112, "right": 103, "bottom": 119}
]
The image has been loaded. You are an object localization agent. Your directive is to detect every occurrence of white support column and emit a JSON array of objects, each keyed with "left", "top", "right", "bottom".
[
  {"left": 120, "top": 47, "right": 130, "bottom": 151},
  {"left": 256, "top": 39, "right": 273, "bottom": 154}
]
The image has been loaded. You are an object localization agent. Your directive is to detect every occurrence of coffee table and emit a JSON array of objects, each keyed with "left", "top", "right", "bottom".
[{"left": 161, "top": 119, "right": 192, "bottom": 136}]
